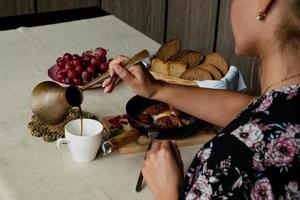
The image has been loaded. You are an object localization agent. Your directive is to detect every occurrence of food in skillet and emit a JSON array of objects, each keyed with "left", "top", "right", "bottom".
[{"left": 137, "top": 103, "right": 191, "bottom": 128}]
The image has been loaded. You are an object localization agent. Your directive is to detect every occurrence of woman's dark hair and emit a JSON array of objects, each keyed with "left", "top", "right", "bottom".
[{"left": 277, "top": 0, "right": 300, "bottom": 48}]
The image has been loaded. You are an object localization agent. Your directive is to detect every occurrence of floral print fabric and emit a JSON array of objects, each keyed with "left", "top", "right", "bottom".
[{"left": 180, "top": 84, "right": 300, "bottom": 200}]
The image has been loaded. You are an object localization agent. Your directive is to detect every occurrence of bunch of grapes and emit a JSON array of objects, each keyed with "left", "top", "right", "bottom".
[{"left": 55, "top": 47, "right": 109, "bottom": 86}]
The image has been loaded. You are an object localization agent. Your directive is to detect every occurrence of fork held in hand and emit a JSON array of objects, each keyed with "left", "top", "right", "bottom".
[{"left": 135, "top": 128, "right": 159, "bottom": 192}]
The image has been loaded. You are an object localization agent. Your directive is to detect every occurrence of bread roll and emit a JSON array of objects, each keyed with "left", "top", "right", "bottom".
[
  {"left": 197, "top": 63, "right": 223, "bottom": 80},
  {"left": 180, "top": 67, "right": 213, "bottom": 81},
  {"left": 167, "top": 61, "right": 187, "bottom": 78},
  {"left": 203, "top": 52, "right": 229, "bottom": 76},
  {"left": 150, "top": 58, "right": 169, "bottom": 75},
  {"left": 170, "top": 50, "right": 204, "bottom": 67},
  {"left": 156, "top": 39, "right": 181, "bottom": 62}
]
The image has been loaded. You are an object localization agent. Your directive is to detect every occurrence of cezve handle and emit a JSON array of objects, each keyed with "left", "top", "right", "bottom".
[{"left": 81, "top": 49, "right": 149, "bottom": 91}]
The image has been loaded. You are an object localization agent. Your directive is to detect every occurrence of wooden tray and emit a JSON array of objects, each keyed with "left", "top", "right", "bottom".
[{"left": 102, "top": 115, "right": 216, "bottom": 154}]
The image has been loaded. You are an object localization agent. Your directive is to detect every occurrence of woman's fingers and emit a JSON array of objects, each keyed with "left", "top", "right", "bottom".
[
  {"left": 102, "top": 78, "right": 111, "bottom": 88},
  {"left": 102, "top": 55, "right": 129, "bottom": 93},
  {"left": 102, "top": 76, "right": 121, "bottom": 93},
  {"left": 111, "top": 64, "right": 135, "bottom": 85},
  {"left": 109, "top": 55, "right": 128, "bottom": 72}
]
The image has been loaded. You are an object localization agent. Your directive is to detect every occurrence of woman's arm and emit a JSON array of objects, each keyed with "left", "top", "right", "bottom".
[
  {"left": 103, "top": 56, "right": 256, "bottom": 127},
  {"left": 153, "top": 82, "right": 255, "bottom": 127}
]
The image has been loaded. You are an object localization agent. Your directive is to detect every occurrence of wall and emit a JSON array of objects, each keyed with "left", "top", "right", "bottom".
[
  {"left": 101, "top": 0, "right": 260, "bottom": 94},
  {"left": 0, "top": 0, "right": 34, "bottom": 17},
  {"left": 0, "top": 0, "right": 260, "bottom": 94}
]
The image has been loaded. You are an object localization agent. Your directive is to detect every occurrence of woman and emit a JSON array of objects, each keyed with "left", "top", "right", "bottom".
[{"left": 103, "top": 0, "right": 300, "bottom": 199}]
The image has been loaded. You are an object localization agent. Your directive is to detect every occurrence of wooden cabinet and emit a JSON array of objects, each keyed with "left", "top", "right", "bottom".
[
  {"left": 216, "top": 1, "right": 260, "bottom": 94},
  {"left": 102, "top": 0, "right": 167, "bottom": 43},
  {"left": 166, "top": 0, "right": 219, "bottom": 54},
  {"left": 37, "top": 0, "right": 100, "bottom": 13},
  {"left": 0, "top": 0, "right": 34, "bottom": 17}
]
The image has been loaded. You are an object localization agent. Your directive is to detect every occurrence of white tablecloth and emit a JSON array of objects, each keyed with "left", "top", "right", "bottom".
[{"left": 0, "top": 15, "right": 202, "bottom": 200}]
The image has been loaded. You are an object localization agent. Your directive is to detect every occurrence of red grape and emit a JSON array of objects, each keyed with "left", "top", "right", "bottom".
[
  {"left": 82, "top": 71, "right": 92, "bottom": 82},
  {"left": 87, "top": 64, "right": 96, "bottom": 73},
  {"left": 67, "top": 69, "right": 78, "bottom": 79},
  {"left": 64, "top": 62, "right": 73, "bottom": 71},
  {"left": 91, "top": 57, "right": 101, "bottom": 66},
  {"left": 94, "top": 47, "right": 107, "bottom": 57},
  {"left": 56, "top": 57, "right": 65, "bottom": 69},
  {"left": 57, "top": 70, "right": 67, "bottom": 80},
  {"left": 56, "top": 47, "right": 109, "bottom": 86},
  {"left": 99, "top": 56, "right": 107, "bottom": 63},
  {"left": 75, "top": 65, "right": 83, "bottom": 73},
  {"left": 81, "top": 60, "right": 89, "bottom": 67},
  {"left": 82, "top": 50, "right": 92, "bottom": 57},
  {"left": 63, "top": 53, "right": 72, "bottom": 61},
  {"left": 72, "top": 58, "right": 81, "bottom": 66},
  {"left": 99, "top": 62, "right": 109, "bottom": 73},
  {"left": 72, "top": 54, "right": 81, "bottom": 61},
  {"left": 83, "top": 54, "right": 92, "bottom": 62},
  {"left": 73, "top": 78, "right": 82, "bottom": 86}
]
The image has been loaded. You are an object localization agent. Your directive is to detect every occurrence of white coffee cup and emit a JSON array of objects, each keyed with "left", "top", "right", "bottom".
[{"left": 56, "top": 119, "right": 103, "bottom": 162}]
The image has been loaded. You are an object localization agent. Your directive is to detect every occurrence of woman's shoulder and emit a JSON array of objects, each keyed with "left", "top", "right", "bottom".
[
  {"left": 223, "top": 83, "right": 300, "bottom": 134},
  {"left": 257, "top": 83, "right": 300, "bottom": 122}
]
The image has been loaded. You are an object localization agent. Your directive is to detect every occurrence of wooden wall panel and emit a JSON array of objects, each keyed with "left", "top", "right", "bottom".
[
  {"left": 216, "top": 1, "right": 260, "bottom": 95},
  {"left": 0, "top": 0, "right": 34, "bottom": 17},
  {"left": 101, "top": 0, "right": 166, "bottom": 43},
  {"left": 37, "top": 0, "right": 100, "bottom": 13},
  {"left": 166, "top": 0, "right": 219, "bottom": 54}
]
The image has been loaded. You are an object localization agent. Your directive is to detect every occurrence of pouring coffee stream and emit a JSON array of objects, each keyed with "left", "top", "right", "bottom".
[{"left": 31, "top": 49, "right": 149, "bottom": 126}]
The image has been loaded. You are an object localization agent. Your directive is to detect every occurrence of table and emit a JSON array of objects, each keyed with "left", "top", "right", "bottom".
[{"left": 0, "top": 15, "right": 207, "bottom": 200}]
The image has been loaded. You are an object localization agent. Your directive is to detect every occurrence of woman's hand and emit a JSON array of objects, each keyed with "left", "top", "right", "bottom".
[
  {"left": 142, "top": 140, "right": 184, "bottom": 200},
  {"left": 102, "top": 55, "right": 162, "bottom": 99}
]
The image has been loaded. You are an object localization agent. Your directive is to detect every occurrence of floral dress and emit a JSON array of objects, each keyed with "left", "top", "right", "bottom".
[{"left": 180, "top": 84, "right": 300, "bottom": 200}]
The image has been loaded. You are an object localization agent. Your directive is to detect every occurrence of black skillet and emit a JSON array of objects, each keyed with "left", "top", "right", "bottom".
[{"left": 126, "top": 95, "right": 202, "bottom": 139}]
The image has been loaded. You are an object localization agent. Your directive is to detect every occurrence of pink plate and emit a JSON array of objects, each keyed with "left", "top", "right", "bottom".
[{"left": 48, "top": 64, "right": 102, "bottom": 89}]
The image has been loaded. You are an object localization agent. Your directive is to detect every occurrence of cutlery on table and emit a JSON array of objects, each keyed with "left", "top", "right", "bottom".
[{"left": 135, "top": 127, "right": 159, "bottom": 192}]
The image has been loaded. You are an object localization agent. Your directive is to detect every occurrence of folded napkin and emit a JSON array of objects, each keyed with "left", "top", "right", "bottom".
[{"left": 195, "top": 66, "right": 247, "bottom": 91}]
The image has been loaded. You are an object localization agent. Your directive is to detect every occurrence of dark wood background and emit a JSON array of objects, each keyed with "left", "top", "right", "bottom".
[{"left": 0, "top": 0, "right": 260, "bottom": 94}]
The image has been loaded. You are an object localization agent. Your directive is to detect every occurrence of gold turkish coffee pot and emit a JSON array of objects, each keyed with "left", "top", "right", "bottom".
[{"left": 31, "top": 81, "right": 83, "bottom": 125}]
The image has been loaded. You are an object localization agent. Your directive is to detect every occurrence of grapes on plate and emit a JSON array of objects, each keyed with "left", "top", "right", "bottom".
[
  {"left": 54, "top": 47, "right": 109, "bottom": 86},
  {"left": 94, "top": 47, "right": 107, "bottom": 57}
]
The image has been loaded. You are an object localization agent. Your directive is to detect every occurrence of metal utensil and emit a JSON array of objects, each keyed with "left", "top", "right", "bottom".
[{"left": 135, "top": 127, "right": 159, "bottom": 192}]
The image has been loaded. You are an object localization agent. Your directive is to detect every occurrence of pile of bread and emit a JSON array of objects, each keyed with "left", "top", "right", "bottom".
[{"left": 150, "top": 39, "right": 229, "bottom": 86}]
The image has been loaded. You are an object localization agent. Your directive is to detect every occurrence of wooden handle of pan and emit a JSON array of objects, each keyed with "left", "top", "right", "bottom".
[{"left": 102, "top": 129, "right": 140, "bottom": 154}]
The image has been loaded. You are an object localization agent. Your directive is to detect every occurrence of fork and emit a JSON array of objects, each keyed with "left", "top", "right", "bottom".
[{"left": 135, "top": 127, "right": 159, "bottom": 192}]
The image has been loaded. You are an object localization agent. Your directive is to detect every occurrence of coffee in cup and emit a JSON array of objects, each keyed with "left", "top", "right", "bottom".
[{"left": 56, "top": 119, "right": 103, "bottom": 162}]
